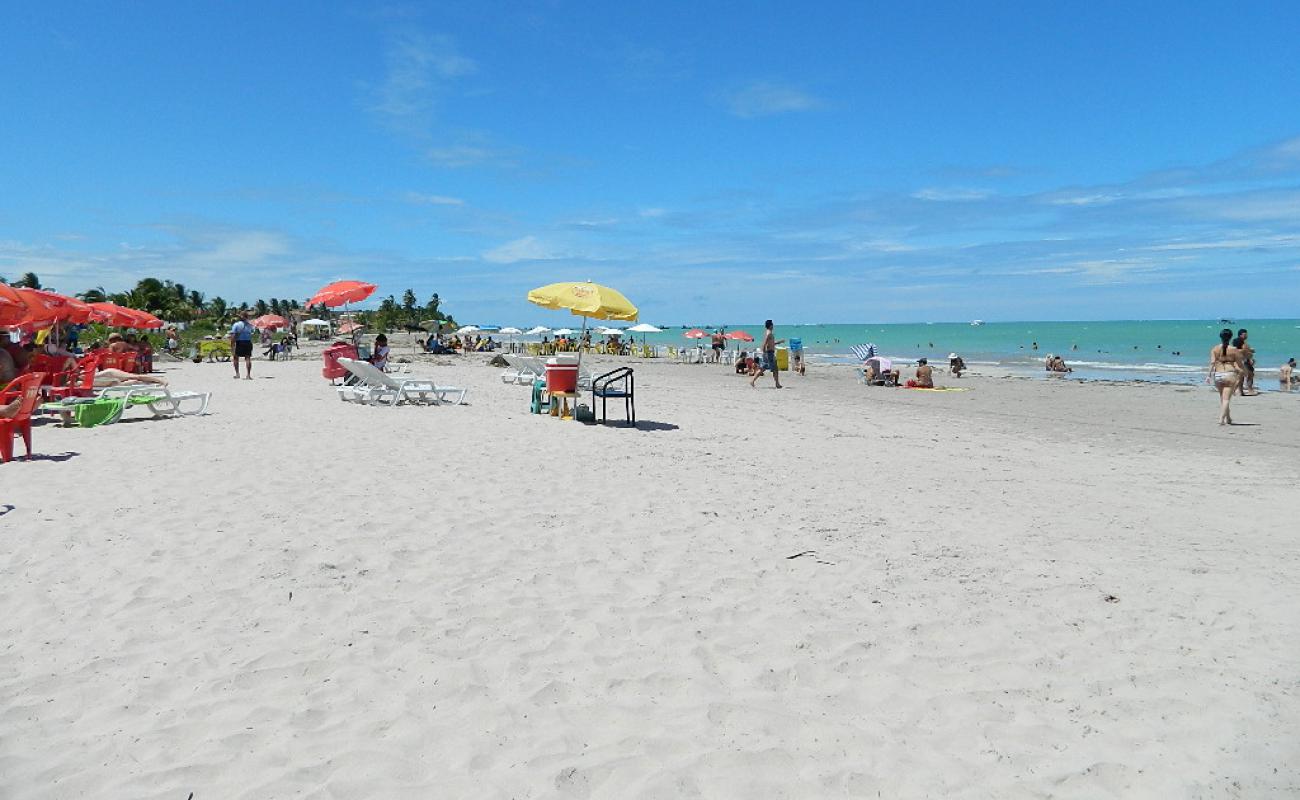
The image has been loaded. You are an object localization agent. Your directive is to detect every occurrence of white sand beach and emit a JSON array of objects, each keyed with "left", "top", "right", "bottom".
[{"left": 3, "top": 352, "right": 1298, "bottom": 798}]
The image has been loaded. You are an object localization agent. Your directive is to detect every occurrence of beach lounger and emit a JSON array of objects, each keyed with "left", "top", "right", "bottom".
[
  {"left": 337, "top": 358, "right": 468, "bottom": 406},
  {"left": 500, "top": 355, "right": 546, "bottom": 385},
  {"left": 98, "top": 385, "right": 212, "bottom": 417}
]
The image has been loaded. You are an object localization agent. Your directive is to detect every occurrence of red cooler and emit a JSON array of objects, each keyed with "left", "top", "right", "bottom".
[
  {"left": 545, "top": 357, "right": 579, "bottom": 393},
  {"left": 322, "top": 342, "right": 359, "bottom": 382}
]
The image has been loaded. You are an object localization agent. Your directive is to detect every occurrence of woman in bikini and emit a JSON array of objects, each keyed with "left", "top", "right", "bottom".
[{"left": 1208, "top": 328, "right": 1245, "bottom": 425}]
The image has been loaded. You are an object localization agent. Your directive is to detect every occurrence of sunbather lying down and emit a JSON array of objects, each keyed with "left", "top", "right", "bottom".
[{"left": 94, "top": 368, "right": 168, "bottom": 388}]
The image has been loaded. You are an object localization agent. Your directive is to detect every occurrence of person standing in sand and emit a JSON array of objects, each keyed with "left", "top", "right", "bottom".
[
  {"left": 229, "top": 310, "right": 256, "bottom": 380},
  {"left": 750, "top": 319, "right": 784, "bottom": 389},
  {"left": 1208, "top": 328, "right": 1246, "bottom": 425}
]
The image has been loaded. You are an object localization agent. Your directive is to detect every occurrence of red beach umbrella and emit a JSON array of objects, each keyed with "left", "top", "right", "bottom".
[
  {"left": 1, "top": 284, "right": 36, "bottom": 327},
  {"left": 306, "top": 280, "right": 376, "bottom": 308},
  {"left": 723, "top": 330, "right": 754, "bottom": 349},
  {"left": 130, "top": 310, "right": 165, "bottom": 329},
  {"left": 252, "top": 314, "right": 289, "bottom": 330},
  {"left": 87, "top": 302, "right": 163, "bottom": 329},
  {"left": 683, "top": 328, "right": 708, "bottom": 339},
  {"left": 12, "top": 288, "right": 93, "bottom": 328}
]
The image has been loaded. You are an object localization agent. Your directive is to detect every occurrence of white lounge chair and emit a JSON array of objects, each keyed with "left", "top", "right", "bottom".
[
  {"left": 500, "top": 355, "right": 546, "bottom": 385},
  {"left": 97, "top": 385, "right": 212, "bottom": 417},
  {"left": 337, "top": 358, "right": 468, "bottom": 406}
]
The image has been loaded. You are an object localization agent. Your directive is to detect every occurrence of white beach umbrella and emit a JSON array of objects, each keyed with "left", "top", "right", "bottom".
[
  {"left": 524, "top": 325, "right": 550, "bottom": 335},
  {"left": 499, "top": 326, "right": 523, "bottom": 352},
  {"left": 456, "top": 325, "right": 479, "bottom": 335},
  {"left": 553, "top": 328, "right": 576, "bottom": 336},
  {"left": 626, "top": 322, "right": 662, "bottom": 349}
]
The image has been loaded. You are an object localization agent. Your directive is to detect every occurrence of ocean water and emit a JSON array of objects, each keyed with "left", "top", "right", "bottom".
[{"left": 619, "top": 319, "right": 1300, "bottom": 386}]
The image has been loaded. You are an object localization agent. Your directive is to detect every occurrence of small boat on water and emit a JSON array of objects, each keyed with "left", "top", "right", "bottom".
[{"left": 970, "top": 320, "right": 985, "bottom": 326}]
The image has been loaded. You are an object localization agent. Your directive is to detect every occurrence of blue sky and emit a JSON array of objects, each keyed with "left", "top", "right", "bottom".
[{"left": 2, "top": 1, "right": 1299, "bottom": 324}]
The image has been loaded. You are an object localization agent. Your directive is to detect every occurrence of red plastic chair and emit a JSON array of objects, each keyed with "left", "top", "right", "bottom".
[
  {"left": 44, "top": 355, "right": 100, "bottom": 401},
  {"left": 28, "top": 353, "right": 74, "bottom": 388},
  {"left": 0, "top": 372, "right": 46, "bottom": 463}
]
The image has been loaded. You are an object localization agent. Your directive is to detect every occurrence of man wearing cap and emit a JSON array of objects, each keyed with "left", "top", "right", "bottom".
[{"left": 229, "top": 310, "right": 256, "bottom": 380}]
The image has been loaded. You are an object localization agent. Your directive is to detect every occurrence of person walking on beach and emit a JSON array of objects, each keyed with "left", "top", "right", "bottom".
[
  {"left": 229, "top": 310, "right": 256, "bottom": 380},
  {"left": 750, "top": 319, "right": 784, "bottom": 389},
  {"left": 1235, "top": 328, "right": 1257, "bottom": 396},
  {"left": 1208, "top": 328, "right": 1246, "bottom": 425}
]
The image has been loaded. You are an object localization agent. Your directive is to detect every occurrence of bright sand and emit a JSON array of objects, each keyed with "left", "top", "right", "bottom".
[{"left": 3, "top": 349, "right": 1298, "bottom": 798}]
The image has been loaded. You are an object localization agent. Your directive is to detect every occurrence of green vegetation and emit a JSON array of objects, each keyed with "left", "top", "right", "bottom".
[{"left": 1, "top": 274, "right": 457, "bottom": 344}]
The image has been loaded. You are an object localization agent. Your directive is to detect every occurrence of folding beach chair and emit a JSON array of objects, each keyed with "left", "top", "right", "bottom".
[{"left": 850, "top": 343, "right": 877, "bottom": 362}]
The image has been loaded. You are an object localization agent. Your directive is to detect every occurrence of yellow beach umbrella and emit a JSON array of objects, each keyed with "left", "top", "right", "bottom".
[
  {"left": 526, "top": 281, "right": 638, "bottom": 321},
  {"left": 527, "top": 281, "right": 638, "bottom": 380}
]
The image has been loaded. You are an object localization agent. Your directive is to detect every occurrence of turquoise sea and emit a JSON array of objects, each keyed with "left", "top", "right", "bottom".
[{"left": 622, "top": 320, "right": 1300, "bottom": 386}]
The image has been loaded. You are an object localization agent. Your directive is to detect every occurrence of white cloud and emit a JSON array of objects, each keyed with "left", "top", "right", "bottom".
[
  {"left": 912, "top": 187, "right": 992, "bottom": 202},
  {"left": 426, "top": 144, "right": 500, "bottom": 168},
  {"left": 404, "top": 191, "right": 465, "bottom": 206},
  {"left": 727, "top": 81, "right": 824, "bottom": 118},
  {"left": 369, "top": 31, "right": 476, "bottom": 131},
  {"left": 482, "top": 236, "right": 562, "bottom": 264}
]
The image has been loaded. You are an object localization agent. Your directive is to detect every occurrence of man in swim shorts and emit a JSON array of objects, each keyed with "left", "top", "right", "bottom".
[
  {"left": 229, "top": 310, "right": 256, "bottom": 380},
  {"left": 750, "top": 319, "right": 784, "bottom": 389}
]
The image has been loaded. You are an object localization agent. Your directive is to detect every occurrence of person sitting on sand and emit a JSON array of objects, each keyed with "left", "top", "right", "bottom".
[
  {"left": 948, "top": 353, "right": 966, "bottom": 377},
  {"left": 914, "top": 358, "right": 934, "bottom": 388},
  {"left": 1045, "top": 355, "right": 1072, "bottom": 373},
  {"left": 862, "top": 360, "right": 880, "bottom": 384},
  {"left": 735, "top": 350, "right": 749, "bottom": 375},
  {"left": 369, "top": 334, "right": 390, "bottom": 371}
]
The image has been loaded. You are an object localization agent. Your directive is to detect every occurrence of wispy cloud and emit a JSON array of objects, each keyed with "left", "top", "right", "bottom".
[
  {"left": 912, "top": 187, "right": 993, "bottom": 202},
  {"left": 403, "top": 191, "right": 465, "bottom": 206},
  {"left": 425, "top": 143, "right": 510, "bottom": 169},
  {"left": 481, "top": 235, "right": 563, "bottom": 264},
  {"left": 726, "top": 81, "right": 824, "bottom": 118},
  {"left": 368, "top": 31, "right": 476, "bottom": 134}
]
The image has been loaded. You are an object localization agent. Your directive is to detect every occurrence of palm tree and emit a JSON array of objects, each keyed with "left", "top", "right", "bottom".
[
  {"left": 209, "top": 296, "right": 229, "bottom": 321},
  {"left": 12, "top": 272, "right": 41, "bottom": 289},
  {"left": 188, "top": 290, "right": 205, "bottom": 311},
  {"left": 78, "top": 286, "right": 109, "bottom": 303}
]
